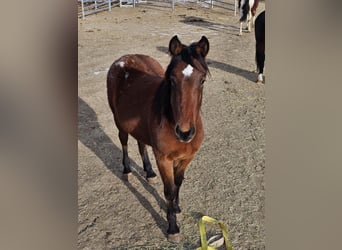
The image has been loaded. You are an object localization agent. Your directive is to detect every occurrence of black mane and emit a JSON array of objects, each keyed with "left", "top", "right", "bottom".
[{"left": 153, "top": 43, "right": 209, "bottom": 124}]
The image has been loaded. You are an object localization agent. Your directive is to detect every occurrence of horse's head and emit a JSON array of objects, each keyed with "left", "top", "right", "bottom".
[{"left": 166, "top": 35, "right": 209, "bottom": 143}]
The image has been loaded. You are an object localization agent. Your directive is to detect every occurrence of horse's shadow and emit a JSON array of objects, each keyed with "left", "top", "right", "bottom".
[
  {"left": 207, "top": 59, "right": 257, "bottom": 82},
  {"left": 179, "top": 16, "right": 240, "bottom": 36},
  {"left": 78, "top": 96, "right": 168, "bottom": 235}
]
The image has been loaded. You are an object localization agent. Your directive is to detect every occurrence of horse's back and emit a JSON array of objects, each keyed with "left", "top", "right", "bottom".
[
  {"left": 107, "top": 54, "right": 164, "bottom": 144},
  {"left": 107, "top": 54, "right": 164, "bottom": 106},
  {"left": 116, "top": 54, "right": 164, "bottom": 76}
]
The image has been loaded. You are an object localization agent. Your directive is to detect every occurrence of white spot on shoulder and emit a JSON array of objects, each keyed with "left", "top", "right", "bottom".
[
  {"left": 125, "top": 72, "right": 129, "bottom": 79},
  {"left": 182, "top": 64, "right": 193, "bottom": 78},
  {"left": 115, "top": 61, "right": 125, "bottom": 68}
]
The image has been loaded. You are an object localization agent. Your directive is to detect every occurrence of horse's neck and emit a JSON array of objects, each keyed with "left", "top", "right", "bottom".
[{"left": 153, "top": 80, "right": 173, "bottom": 124}]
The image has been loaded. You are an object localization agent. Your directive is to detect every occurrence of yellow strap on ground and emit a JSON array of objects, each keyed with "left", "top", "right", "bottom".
[{"left": 196, "top": 215, "right": 234, "bottom": 250}]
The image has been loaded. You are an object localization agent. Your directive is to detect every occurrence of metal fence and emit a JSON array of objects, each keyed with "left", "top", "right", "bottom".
[{"left": 78, "top": 0, "right": 238, "bottom": 19}]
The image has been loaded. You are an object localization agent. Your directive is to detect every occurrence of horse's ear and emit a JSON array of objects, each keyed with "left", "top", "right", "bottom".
[
  {"left": 196, "top": 36, "right": 210, "bottom": 58},
  {"left": 169, "top": 35, "right": 183, "bottom": 56}
]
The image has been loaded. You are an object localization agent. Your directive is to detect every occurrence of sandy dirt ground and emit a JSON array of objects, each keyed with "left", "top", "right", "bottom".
[{"left": 78, "top": 1, "right": 265, "bottom": 249}]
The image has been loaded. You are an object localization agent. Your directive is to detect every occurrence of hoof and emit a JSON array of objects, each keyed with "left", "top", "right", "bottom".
[
  {"left": 147, "top": 176, "right": 157, "bottom": 184},
  {"left": 238, "top": 33, "right": 242, "bottom": 36},
  {"left": 122, "top": 173, "right": 132, "bottom": 182},
  {"left": 167, "top": 233, "right": 181, "bottom": 243},
  {"left": 257, "top": 74, "right": 264, "bottom": 84}
]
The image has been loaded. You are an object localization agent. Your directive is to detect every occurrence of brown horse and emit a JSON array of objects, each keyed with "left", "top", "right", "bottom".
[{"left": 107, "top": 35, "right": 209, "bottom": 242}]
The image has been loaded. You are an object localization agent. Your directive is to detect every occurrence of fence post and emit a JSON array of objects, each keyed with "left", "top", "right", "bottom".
[{"left": 81, "top": 0, "right": 85, "bottom": 19}]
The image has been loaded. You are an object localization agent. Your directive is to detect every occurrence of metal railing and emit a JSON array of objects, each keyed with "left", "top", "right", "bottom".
[{"left": 78, "top": 0, "right": 237, "bottom": 18}]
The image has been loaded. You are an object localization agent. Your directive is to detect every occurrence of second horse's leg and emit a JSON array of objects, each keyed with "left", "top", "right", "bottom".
[
  {"left": 239, "top": 21, "right": 243, "bottom": 36},
  {"left": 247, "top": 12, "right": 252, "bottom": 32},
  {"left": 137, "top": 141, "right": 157, "bottom": 183},
  {"left": 256, "top": 39, "right": 265, "bottom": 83},
  {"left": 118, "top": 130, "right": 131, "bottom": 181}
]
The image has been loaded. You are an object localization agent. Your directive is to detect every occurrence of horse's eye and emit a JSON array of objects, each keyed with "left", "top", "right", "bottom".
[{"left": 200, "top": 79, "right": 206, "bottom": 85}]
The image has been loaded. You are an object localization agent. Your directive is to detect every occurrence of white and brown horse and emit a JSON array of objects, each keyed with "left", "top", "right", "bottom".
[{"left": 238, "top": 0, "right": 260, "bottom": 35}]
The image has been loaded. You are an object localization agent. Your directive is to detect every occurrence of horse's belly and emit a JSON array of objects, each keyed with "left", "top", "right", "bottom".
[
  {"left": 115, "top": 104, "right": 152, "bottom": 145},
  {"left": 112, "top": 78, "right": 160, "bottom": 145},
  {"left": 108, "top": 54, "right": 164, "bottom": 145}
]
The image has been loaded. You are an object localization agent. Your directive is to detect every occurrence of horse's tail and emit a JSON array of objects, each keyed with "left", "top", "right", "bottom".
[
  {"left": 240, "top": 0, "right": 250, "bottom": 22},
  {"left": 107, "top": 58, "right": 125, "bottom": 114}
]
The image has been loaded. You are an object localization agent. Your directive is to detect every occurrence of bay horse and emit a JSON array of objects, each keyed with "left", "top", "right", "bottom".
[
  {"left": 255, "top": 10, "right": 265, "bottom": 83},
  {"left": 238, "top": 0, "right": 260, "bottom": 36},
  {"left": 107, "top": 35, "right": 209, "bottom": 242}
]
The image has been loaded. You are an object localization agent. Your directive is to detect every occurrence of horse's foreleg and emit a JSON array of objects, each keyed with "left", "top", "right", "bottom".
[
  {"left": 247, "top": 12, "right": 252, "bottom": 32},
  {"left": 256, "top": 41, "right": 265, "bottom": 83},
  {"left": 118, "top": 131, "right": 131, "bottom": 180},
  {"left": 239, "top": 21, "right": 243, "bottom": 36},
  {"left": 155, "top": 156, "right": 180, "bottom": 242},
  {"left": 173, "top": 158, "right": 193, "bottom": 214},
  {"left": 137, "top": 141, "right": 157, "bottom": 182}
]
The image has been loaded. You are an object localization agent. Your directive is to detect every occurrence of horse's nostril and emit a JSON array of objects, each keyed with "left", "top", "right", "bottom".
[
  {"left": 175, "top": 124, "right": 196, "bottom": 142},
  {"left": 175, "top": 124, "right": 181, "bottom": 134}
]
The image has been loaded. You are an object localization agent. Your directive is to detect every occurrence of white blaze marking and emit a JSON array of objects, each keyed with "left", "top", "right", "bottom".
[
  {"left": 182, "top": 64, "right": 193, "bottom": 78},
  {"left": 125, "top": 72, "right": 129, "bottom": 79},
  {"left": 115, "top": 61, "right": 125, "bottom": 68}
]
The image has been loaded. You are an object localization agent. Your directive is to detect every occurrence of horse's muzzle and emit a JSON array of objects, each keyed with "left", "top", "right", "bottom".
[{"left": 175, "top": 124, "right": 196, "bottom": 143}]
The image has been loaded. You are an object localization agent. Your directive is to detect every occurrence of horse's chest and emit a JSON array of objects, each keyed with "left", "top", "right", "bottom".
[
  {"left": 154, "top": 121, "right": 203, "bottom": 161},
  {"left": 167, "top": 144, "right": 197, "bottom": 161}
]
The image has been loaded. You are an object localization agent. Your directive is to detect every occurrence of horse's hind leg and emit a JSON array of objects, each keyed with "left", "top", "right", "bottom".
[
  {"left": 256, "top": 48, "right": 265, "bottom": 83},
  {"left": 256, "top": 34, "right": 265, "bottom": 83},
  {"left": 239, "top": 21, "right": 243, "bottom": 36},
  {"left": 118, "top": 130, "right": 131, "bottom": 181},
  {"left": 137, "top": 141, "right": 157, "bottom": 183},
  {"left": 247, "top": 11, "right": 252, "bottom": 32}
]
